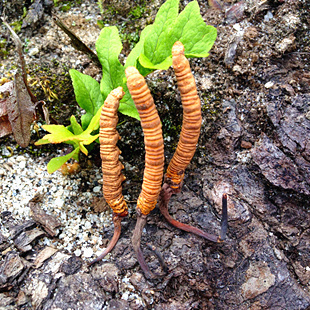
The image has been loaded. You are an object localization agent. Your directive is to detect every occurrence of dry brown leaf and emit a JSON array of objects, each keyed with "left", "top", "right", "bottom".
[
  {"left": 0, "top": 81, "right": 14, "bottom": 138},
  {"left": 7, "top": 72, "right": 36, "bottom": 147}
]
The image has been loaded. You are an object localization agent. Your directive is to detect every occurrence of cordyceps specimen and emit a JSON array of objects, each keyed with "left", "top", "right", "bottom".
[
  {"left": 159, "top": 41, "right": 228, "bottom": 244},
  {"left": 125, "top": 42, "right": 227, "bottom": 278},
  {"left": 90, "top": 42, "right": 228, "bottom": 278},
  {"left": 89, "top": 87, "right": 128, "bottom": 266},
  {"left": 125, "top": 66, "right": 166, "bottom": 279}
]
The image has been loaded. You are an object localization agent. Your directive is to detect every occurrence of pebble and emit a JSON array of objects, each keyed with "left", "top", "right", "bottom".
[
  {"left": 264, "top": 81, "right": 274, "bottom": 89},
  {"left": 84, "top": 221, "right": 92, "bottom": 230},
  {"left": 83, "top": 247, "right": 93, "bottom": 258},
  {"left": 74, "top": 249, "right": 81, "bottom": 256},
  {"left": 54, "top": 198, "right": 64, "bottom": 209},
  {"left": 28, "top": 47, "right": 40, "bottom": 56},
  {"left": 16, "top": 155, "right": 25, "bottom": 162},
  {"left": 264, "top": 11, "right": 273, "bottom": 22},
  {"left": 93, "top": 186, "right": 101, "bottom": 193}
]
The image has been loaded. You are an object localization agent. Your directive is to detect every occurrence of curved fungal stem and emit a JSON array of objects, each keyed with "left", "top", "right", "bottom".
[
  {"left": 88, "top": 213, "right": 124, "bottom": 266},
  {"left": 146, "top": 243, "right": 168, "bottom": 274},
  {"left": 132, "top": 211, "right": 168, "bottom": 279},
  {"left": 157, "top": 41, "right": 228, "bottom": 244},
  {"left": 159, "top": 183, "right": 228, "bottom": 243}
]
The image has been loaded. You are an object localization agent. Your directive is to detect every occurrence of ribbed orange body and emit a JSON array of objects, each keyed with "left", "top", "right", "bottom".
[
  {"left": 125, "top": 67, "right": 164, "bottom": 215},
  {"left": 99, "top": 87, "right": 128, "bottom": 216},
  {"left": 165, "top": 41, "right": 202, "bottom": 188}
]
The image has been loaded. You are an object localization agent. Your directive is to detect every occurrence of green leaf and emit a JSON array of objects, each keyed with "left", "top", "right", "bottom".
[
  {"left": 36, "top": 121, "right": 99, "bottom": 152},
  {"left": 119, "top": 87, "right": 140, "bottom": 120},
  {"left": 78, "top": 133, "right": 99, "bottom": 146},
  {"left": 139, "top": 53, "right": 172, "bottom": 70},
  {"left": 40, "top": 125, "right": 75, "bottom": 143},
  {"left": 79, "top": 142, "right": 88, "bottom": 155},
  {"left": 138, "top": 0, "right": 217, "bottom": 71},
  {"left": 125, "top": 24, "right": 154, "bottom": 69},
  {"left": 70, "top": 115, "right": 83, "bottom": 135},
  {"left": 168, "top": 1, "right": 217, "bottom": 58},
  {"left": 96, "top": 26, "right": 124, "bottom": 98},
  {"left": 82, "top": 104, "right": 103, "bottom": 135},
  {"left": 34, "top": 138, "right": 50, "bottom": 146},
  {"left": 69, "top": 69, "right": 104, "bottom": 129},
  {"left": 96, "top": 26, "right": 140, "bottom": 120},
  {"left": 47, "top": 147, "right": 80, "bottom": 174},
  {"left": 81, "top": 113, "right": 93, "bottom": 130},
  {"left": 143, "top": 0, "right": 179, "bottom": 66},
  {"left": 64, "top": 139, "right": 80, "bottom": 149}
]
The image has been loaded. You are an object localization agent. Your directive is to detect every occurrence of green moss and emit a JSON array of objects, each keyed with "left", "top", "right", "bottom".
[
  {"left": 10, "top": 20, "right": 22, "bottom": 33},
  {"left": 97, "top": 0, "right": 104, "bottom": 14},
  {"left": 130, "top": 6, "right": 144, "bottom": 19},
  {"left": 105, "top": 5, "right": 119, "bottom": 16},
  {"left": 22, "top": 7, "right": 27, "bottom": 18},
  {"left": 201, "top": 95, "right": 221, "bottom": 116},
  {"left": 119, "top": 29, "right": 140, "bottom": 47},
  {"left": 28, "top": 62, "right": 76, "bottom": 126},
  {"left": 53, "top": 0, "right": 81, "bottom": 11},
  {"left": 97, "top": 20, "right": 104, "bottom": 29},
  {"left": 97, "top": 1, "right": 149, "bottom": 49},
  {"left": 61, "top": 3, "right": 72, "bottom": 12},
  {"left": 0, "top": 39, "right": 9, "bottom": 58}
]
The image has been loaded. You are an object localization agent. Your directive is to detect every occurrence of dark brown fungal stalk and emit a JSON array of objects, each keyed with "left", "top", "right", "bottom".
[
  {"left": 88, "top": 214, "right": 123, "bottom": 266},
  {"left": 220, "top": 193, "right": 228, "bottom": 241}
]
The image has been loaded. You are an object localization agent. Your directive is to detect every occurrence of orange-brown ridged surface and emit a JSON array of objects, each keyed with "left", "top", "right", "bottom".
[
  {"left": 165, "top": 41, "right": 202, "bottom": 188},
  {"left": 100, "top": 87, "right": 128, "bottom": 216},
  {"left": 125, "top": 67, "right": 164, "bottom": 215}
]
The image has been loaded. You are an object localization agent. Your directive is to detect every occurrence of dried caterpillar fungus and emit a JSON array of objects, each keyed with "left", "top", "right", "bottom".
[
  {"left": 125, "top": 66, "right": 164, "bottom": 215},
  {"left": 165, "top": 41, "right": 202, "bottom": 188},
  {"left": 99, "top": 87, "right": 128, "bottom": 216}
]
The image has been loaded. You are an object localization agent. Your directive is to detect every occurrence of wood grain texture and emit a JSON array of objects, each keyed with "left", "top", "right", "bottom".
[
  {"left": 126, "top": 67, "right": 164, "bottom": 215},
  {"left": 99, "top": 87, "right": 128, "bottom": 216},
  {"left": 165, "top": 41, "right": 202, "bottom": 188}
]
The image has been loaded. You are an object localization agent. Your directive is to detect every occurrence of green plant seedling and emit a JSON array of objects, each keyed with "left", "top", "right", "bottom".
[{"left": 35, "top": 105, "right": 103, "bottom": 173}]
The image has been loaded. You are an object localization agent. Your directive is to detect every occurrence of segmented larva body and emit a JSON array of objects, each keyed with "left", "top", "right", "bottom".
[
  {"left": 165, "top": 41, "right": 202, "bottom": 188},
  {"left": 125, "top": 67, "right": 164, "bottom": 215},
  {"left": 100, "top": 87, "right": 128, "bottom": 216}
]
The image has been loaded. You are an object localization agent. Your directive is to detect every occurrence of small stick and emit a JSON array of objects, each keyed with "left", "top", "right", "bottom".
[
  {"left": 53, "top": 14, "right": 101, "bottom": 68},
  {"left": 2, "top": 19, "right": 37, "bottom": 103},
  {"left": 146, "top": 243, "right": 168, "bottom": 274},
  {"left": 219, "top": 193, "right": 228, "bottom": 241}
]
